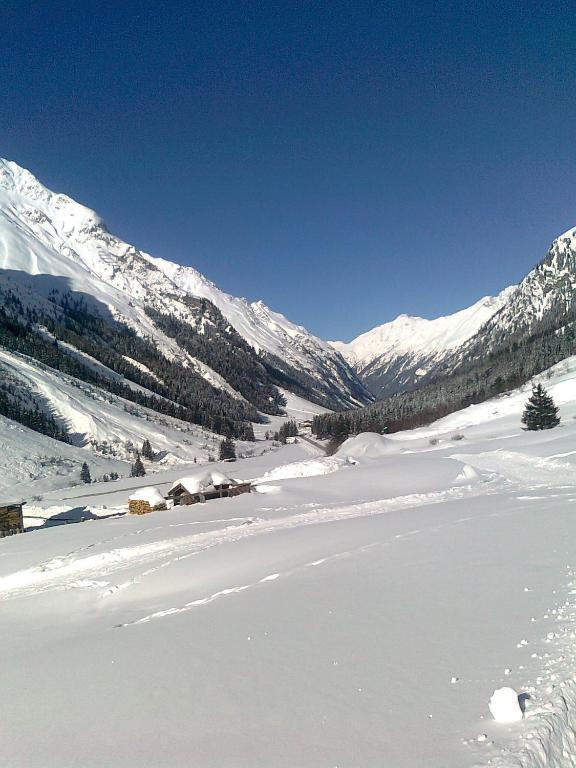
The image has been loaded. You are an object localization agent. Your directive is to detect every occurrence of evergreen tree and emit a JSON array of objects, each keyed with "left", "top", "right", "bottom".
[
  {"left": 141, "top": 439, "right": 154, "bottom": 460},
  {"left": 521, "top": 383, "right": 560, "bottom": 430},
  {"left": 130, "top": 452, "right": 146, "bottom": 477},
  {"left": 238, "top": 422, "right": 255, "bottom": 441},
  {"left": 80, "top": 462, "right": 91, "bottom": 484},
  {"left": 219, "top": 436, "right": 236, "bottom": 460}
]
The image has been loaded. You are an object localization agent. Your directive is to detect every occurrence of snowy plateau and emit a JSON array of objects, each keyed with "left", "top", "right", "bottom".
[{"left": 2, "top": 158, "right": 576, "bottom": 768}]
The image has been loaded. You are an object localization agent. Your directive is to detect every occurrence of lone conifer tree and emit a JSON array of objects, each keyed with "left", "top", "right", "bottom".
[
  {"left": 141, "top": 439, "right": 154, "bottom": 460},
  {"left": 80, "top": 462, "right": 91, "bottom": 484},
  {"left": 130, "top": 452, "right": 146, "bottom": 477},
  {"left": 219, "top": 436, "right": 236, "bottom": 460},
  {"left": 521, "top": 383, "right": 560, "bottom": 431}
]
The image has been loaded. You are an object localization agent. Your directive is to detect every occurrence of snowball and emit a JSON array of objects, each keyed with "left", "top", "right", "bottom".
[{"left": 489, "top": 687, "right": 523, "bottom": 723}]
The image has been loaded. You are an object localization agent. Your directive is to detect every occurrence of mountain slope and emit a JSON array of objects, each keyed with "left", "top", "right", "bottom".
[
  {"left": 333, "top": 225, "right": 576, "bottom": 401},
  {"left": 0, "top": 159, "right": 371, "bottom": 411},
  {"left": 332, "top": 288, "right": 514, "bottom": 398},
  {"left": 453, "top": 226, "right": 576, "bottom": 364},
  {"left": 317, "top": 226, "right": 576, "bottom": 440}
]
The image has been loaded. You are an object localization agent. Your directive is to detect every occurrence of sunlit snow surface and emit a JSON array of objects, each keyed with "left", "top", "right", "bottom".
[{"left": 3, "top": 359, "right": 576, "bottom": 766}]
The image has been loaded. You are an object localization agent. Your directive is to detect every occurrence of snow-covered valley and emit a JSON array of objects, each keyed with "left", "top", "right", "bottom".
[
  {"left": 3, "top": 4, "right": 575, "bottom": 766},
  {"left": 2, "top": 359, "right": 576, "bottom": 766}
]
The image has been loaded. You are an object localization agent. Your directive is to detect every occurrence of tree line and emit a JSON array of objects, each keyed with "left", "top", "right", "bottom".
[
  {"left": 0, "top": 291, "right": 262, "bottom": 439},
  {"left": 314, "top": 312, "right": 575, "bottom": 440}
]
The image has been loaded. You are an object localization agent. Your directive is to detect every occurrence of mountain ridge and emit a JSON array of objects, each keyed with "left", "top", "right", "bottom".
[
  {"left": 331, "top": 286, "right": 515, "bottom": 398},
  {"left": 0, "top": 158, "right": 371, "bottom": 412}
]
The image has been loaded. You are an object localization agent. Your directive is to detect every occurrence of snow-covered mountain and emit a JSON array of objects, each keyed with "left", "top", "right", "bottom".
[
  {"left": 331, "top": 288, "right": 515, "bottom": 398},
  {"left": 0, "top": 159, "right": 370, "bottom": 412},
  {"left": 457, "top": 226, "right": 576, "bottom": 360},
  {"left": 333, "top": 225, "right": 576, "bottom": 400}
]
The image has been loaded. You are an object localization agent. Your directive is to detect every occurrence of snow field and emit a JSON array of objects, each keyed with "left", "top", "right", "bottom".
[{"left": 2, "top": 359, "right": 576, "bottom": 765}]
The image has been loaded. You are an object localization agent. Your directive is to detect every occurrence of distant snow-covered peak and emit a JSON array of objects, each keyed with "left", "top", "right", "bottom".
[{"left": 331, "top": 287, "right": 515, "bottom": 369}]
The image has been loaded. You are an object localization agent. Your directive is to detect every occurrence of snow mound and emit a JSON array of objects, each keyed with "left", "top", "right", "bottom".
[
  {"left": 128, "top": 487, "right": 165, "bottom": 506},
  {"left": 489, "top": 687, "right": 523, "bottom": 723},
  {"left": 335, "top": 432, "right": 400, "bottom": 460},
  {"left": 253, "top": 483, "right": 282, "bottom": 495},
  {"left": 453, "top": 464, "right": 481, "bottom": 484},
  {"left": 260, "top": 457, "right": 348, "bottom": 482}
]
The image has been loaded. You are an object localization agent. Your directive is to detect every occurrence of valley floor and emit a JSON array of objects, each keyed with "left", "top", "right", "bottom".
[{"left": 2, "top": 361, "right": 576, "bottom": 767}]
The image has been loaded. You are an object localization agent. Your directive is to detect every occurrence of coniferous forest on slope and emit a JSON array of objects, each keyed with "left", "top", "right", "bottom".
[
  {"left": 314, "top": 309, "right": 576, "bottom": 440},
  {"left": 0, "top": 289, "right": 263, "bottom": 440}
]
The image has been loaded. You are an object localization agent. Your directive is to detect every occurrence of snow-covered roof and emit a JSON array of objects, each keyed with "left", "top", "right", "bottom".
[
  {"left": 128, "top": 487, "right": 165, "bottom": 506},
  {"left": 169, "top": 470, "right": 237, "bottom": 495}
]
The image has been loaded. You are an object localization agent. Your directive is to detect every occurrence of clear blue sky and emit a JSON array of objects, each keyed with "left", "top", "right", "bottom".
[{"left": 1, "top": 1, "right": 574, "bottom": 340}]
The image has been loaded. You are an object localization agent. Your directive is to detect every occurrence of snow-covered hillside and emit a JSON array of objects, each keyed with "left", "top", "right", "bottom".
[
  {"left": 2, "top": 358, "right": 576, "bottom": 766},
  {"left": 331, "top": 287, "right": 514, "bottom": 397},
  {"left": 0, "top": 413, "right": 128, "bottom": 496},
  {"left": 333, "top": 225, "right": 576, "bottom": 400},
  {"left": 0, "top": 158, "right": 370, "bottom": 409},
  {"left": 456, "top": 226, "right": 576, "bottom": 361},
  {"left": 0, "top": 345, "right": 234, "bottom": 468}
]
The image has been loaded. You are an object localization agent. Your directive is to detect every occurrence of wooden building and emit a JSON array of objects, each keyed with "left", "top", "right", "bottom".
[
  {"left": 168, "top": 471, "right": 251, "bottom": 506},
  {"left": 128, "top": 487, "right": 167, "bottom": 515},
  {"left": 0, "top": 502, "right": 24, "bottom": 538}
]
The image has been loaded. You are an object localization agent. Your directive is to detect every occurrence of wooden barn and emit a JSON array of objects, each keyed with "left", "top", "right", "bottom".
[
  {"left": 168, "top": 471, "right": 251, "bottom": 506},
  {"left": 0, "top": 502, "right": 24, "bottom": 538},
  {"left": 128, "top": 487, "right": 167, "bottom": 515}
]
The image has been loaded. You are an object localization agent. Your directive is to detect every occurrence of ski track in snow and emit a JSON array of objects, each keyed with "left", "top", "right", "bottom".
[
  {"left": 10, "top": 482, "right": 576, "bottom": 767},
  {"left": 0, "top": 478, "right": 522, "bottom": 605}
]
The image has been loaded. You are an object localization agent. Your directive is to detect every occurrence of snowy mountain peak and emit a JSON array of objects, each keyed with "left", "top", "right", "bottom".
[
  {"left": 331, "top": 287, "right": 515, "bottom": 372},
  {"left": 0, "top": 159, "right": 104, "bottom": 232},
  {"left": 0, "top": 158, "right": 371, "bottom": 411}
]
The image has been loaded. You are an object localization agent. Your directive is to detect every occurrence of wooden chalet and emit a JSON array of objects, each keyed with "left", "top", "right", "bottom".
[
  {"left": 168, "top": 471, "right": 251, "bottom": 506},
  {"left": 0, "top": 502, "right": 24, "bottom": 538}
]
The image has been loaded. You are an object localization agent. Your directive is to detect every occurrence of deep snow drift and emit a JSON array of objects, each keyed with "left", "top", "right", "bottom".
[{"left": 2, "top": 359, "right": 576, "bottom": 766}]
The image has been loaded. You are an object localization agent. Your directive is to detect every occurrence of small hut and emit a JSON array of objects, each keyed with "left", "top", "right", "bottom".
[
  {"left": 0, "top": 502, "right": 24, "bottom": 538},
  {"left": 168, "top": 470, "right": 251, "bottom": 506},
  {"left": 128, "top": 487, "right": 167, "bottom": 515}
]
